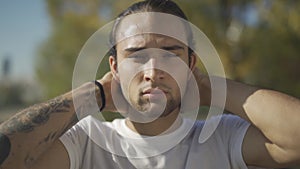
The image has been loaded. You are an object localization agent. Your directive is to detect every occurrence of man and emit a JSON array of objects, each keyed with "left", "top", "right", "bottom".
[{"left": 1, "top": 0, "right": 300, "bottom": 169}]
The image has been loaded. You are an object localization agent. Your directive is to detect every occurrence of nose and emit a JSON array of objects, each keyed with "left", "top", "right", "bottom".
[{"left": 143, "top": 58, "right": 165, "bottom": 81}]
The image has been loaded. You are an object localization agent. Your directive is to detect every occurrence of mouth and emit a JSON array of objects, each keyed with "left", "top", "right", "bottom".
[
  {"left": 141, "top": 87, "right": 168, "bottom": 101},
  {"left": 142, "top": 87, "right": 167, "bottom": 95}
]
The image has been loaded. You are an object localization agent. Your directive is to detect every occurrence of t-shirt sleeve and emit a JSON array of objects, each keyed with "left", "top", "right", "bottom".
[
  {"left": 218, "top": 115, "right": 270, "bottom": 169},
  {"left": 218, "top": 115, "right": 251, "bottom": 169},
  {"left": 59, "top": 123, "right": 87, "bottom": 169}
]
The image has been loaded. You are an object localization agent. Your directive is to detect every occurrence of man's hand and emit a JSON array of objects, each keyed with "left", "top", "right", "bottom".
[
  {"left": 98, "top": 71, "right": 129, "bottom": 114},
  {"left": 97, "top": 72, "right": 115, "bottom": 112},
  {"left": 192, "top": 68, "right": 211, "bottom": 106}
]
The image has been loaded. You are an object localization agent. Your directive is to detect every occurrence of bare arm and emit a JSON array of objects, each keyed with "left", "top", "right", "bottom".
[
  {"left": 0, "top": 79, "right": 106, "bottom": 169},
  {"left": 0, "top": 93, "right": 76, "bottom": 169},
  {"left": 242, "top": 89, "right": 300, "bottom": 167},
  {"left": 29, "top": 139, "right": 70, "bottom": 169},
  {"left": 195, "top": 68, "right": 300, "bottom": 167}
]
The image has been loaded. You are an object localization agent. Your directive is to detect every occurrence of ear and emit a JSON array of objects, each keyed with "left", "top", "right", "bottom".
[
  {"left": 188, "top": 52, "right": 197, "bottom": 78},
  {"left": 109, "top": 56, "right": 120, "bottom": 82}
]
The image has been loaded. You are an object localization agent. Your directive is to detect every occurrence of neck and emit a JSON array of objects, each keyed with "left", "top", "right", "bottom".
[{"left": 125, "top": 108, "right": 182, "bottom": 136}]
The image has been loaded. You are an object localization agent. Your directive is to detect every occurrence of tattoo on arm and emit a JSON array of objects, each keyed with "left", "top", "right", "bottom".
[
  {"left": 0, "top": 83, "right": 103, "bottom": 167},
  {"left": 0, "top": 96, "right": 78, "bottom": 167},
  {"left": 0, "top": 96, "right": 75, "bottom": 136}
]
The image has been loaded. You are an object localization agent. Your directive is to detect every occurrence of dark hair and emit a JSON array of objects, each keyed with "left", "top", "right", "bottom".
[{"left": 108, "top": 0, "right": 194, "bottom": 62}]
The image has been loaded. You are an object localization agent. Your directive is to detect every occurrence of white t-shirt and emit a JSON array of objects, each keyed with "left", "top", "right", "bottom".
[{"left": 60, "top": 115, "right": 267, "bottom": 169}]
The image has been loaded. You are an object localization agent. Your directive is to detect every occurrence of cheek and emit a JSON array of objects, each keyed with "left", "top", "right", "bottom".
[
  {"left": 118, "top": 61, "right": 142, "bottom": 102},
  {"left": 170, "top": 76, "right": 187, "bottom": 100},
  {"left": 128, "top": 77, "right": 141, "bottom": 95},
  {"left": 166, "top": 61, "right": 190, "bottom": 94},
  {"left": 118, "top": 62, "right": 135, "bottom": 102}
]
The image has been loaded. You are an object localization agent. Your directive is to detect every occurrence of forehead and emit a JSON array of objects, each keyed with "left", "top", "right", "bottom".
[
  {"left": 117, "top": 34, "right": 186, "bottom": 50},
  {"left": 115, "top": 12, "right": 189, "bottom": 46}
]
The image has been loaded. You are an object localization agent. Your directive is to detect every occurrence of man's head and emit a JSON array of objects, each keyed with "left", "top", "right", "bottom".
[
  {"left": 108, "top": 0, "right": 196, "bottom": 122},
  {"left": 109, "top": 0, "right": 194, "bottom": 60}
]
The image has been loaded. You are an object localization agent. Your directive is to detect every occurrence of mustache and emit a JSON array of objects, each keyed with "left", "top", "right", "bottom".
[{"left": 138, "top": 83, "right": 172, "bottom": 94}]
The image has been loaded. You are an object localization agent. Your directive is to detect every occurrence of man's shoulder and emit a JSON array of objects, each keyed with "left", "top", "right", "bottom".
[
  {"left": 189, "top": 114, "right": 250, "bottom": 142},
  {"left": 76, "top": 115, "right": 124, "bottom": 131},
  {"left": 193, "top": 114, "right": 248, "bottom": 129}
]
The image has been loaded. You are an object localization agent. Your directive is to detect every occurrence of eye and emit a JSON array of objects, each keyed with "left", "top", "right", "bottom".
[
  {"left": 163, "top": 53, "right": 179, "bottom": 58},
  {"left": 128, "top": 54, "right": 149, "bottom": 63}
]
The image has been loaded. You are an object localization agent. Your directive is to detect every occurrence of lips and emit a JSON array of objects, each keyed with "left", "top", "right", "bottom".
[
  {"left": 142, "top": 87, "right": 167, "bottom": 95},
  {"left": 141, "top": 87, "right": 168, "bottom": 101}
]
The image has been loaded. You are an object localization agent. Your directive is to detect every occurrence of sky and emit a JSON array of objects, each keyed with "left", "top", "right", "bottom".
[{"left": 0, "top": 0, "right": 50, "bottom": 81}]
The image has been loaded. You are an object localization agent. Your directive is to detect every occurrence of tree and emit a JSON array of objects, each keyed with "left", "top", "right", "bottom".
[
  {"left": 36, "top": 0, "right": 105, "bottom": 98},
  {"left": 37, "top": 0, "right": 300, "bottom": 99}
]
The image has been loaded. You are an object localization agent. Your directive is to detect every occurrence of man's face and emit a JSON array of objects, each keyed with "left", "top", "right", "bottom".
[{"left": 110, "top": 14, "right": 195, "bottom": 122}]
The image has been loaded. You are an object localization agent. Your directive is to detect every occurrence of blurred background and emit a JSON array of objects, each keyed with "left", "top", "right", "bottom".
[{"left": 0, "top": 0, "right": 299, "bottom": 168}]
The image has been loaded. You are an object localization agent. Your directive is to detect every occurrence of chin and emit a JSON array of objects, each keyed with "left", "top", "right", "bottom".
[
  {"left": 135, "top": 103, "right": 179, "bottom": 122},
  {"left": 126, "top": 103, "right": 165, "bottom": 123}
]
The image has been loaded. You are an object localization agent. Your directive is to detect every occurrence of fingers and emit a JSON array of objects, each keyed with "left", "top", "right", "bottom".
[
  {"left": 101, "top": 71, "right": 113, "bottom": 81},
  {"left": 97, "top": 72, "right": 113, "bottom": 112},
  {"left": 110, "top": 78, "right": 130, "bottom": 115},
  {"left": 182, "top": 75, "right": 200, "bottom": 112},
  {"left": 98, "top": 71, "right": 130, "bottom": 114},
  {"left": 191, "top": 67, "right": 211, "bottom": 106},
  {"left": 192, "top": 67, "right": 203, "bottom": 77}
]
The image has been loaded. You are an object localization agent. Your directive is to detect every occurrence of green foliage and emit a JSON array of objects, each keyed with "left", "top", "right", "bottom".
[
  {"left": 178, "top": 0, "right": 300, "bottom": 98},
  {"left": 37, "top": 0, "right": 300, "bottom": 99},
  {"left": 36, "top": 0, "right": 103, "bottom": 98},
  {"left": 232, "top": 0, "right": 300, "bottom": 97}
]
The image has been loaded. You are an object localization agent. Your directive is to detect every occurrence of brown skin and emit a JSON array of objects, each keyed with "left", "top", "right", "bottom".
[{"left": 109, "top": 34, "right": 196, "bottom": 135}]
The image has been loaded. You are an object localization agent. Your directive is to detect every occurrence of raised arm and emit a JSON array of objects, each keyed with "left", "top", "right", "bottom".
[
  {"left": 0, "top": 73, "right": 113, "bottom": 169},
  {"left": 0, "top": 92, "right": 76, "bottom": 169},
  {"left": 194, "top": 68, "right": 300, "bottom": 167}
]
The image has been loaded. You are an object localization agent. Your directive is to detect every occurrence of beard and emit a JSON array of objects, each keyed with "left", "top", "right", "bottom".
[
  {"left": 130, "top": 91, "right": 180, "bottom": 119},
  {"left": 124, "top": 82, "right": 183, "bottom": 123}
]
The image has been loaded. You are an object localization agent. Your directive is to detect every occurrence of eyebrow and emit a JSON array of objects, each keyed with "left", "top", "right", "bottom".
[
  {"left": 161, "top": 45, "right": 184, "bottom": 51},
  {"left": 124, "top": 45, "right": 184, "bottom": 52},
  {"left": 124, "top": 47, "right": 147, "bottom": 52}
]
